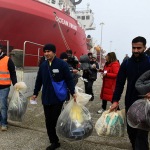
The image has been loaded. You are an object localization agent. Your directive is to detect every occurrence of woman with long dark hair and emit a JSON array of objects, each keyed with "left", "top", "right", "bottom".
[{"left": 97, "top": 52, "right": 120, "bottom": 114}]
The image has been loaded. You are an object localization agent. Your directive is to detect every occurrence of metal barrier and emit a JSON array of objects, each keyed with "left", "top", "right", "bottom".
[{"left": 23, "top": 41, "right": 44, "bottom": 67}]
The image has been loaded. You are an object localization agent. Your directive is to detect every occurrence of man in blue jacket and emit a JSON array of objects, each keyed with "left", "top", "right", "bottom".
[
  {"left": 32, "top": 44, "right": 76, "bottom": 150},
  {"left": 110, "top": 36, "right": 150, "bottom": 150}
]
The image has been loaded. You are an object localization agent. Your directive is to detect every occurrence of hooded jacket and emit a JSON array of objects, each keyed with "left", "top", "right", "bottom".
[{"left": 135, "top": 70, "right": 150, "bottom": 95}]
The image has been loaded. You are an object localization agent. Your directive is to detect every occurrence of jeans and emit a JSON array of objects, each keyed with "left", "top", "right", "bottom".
[{"left": 0, "top": 87, "right": 10, "bottom": 126}]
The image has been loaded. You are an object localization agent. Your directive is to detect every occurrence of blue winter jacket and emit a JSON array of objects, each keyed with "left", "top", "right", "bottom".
[
  {"left": 33, "top": 57, "right": 75, "bottom": 105},
  {"left": 112, "top": 54, "right": 150, "bottom": 110}
]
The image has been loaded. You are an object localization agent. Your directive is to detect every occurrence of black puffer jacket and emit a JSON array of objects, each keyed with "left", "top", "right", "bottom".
[{"left": 135, "top": 70, "right": 150, "bottom": 95}]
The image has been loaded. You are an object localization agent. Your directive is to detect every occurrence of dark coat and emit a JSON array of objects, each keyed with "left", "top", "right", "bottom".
[
  {"left": 100, "top": 61, "right": 120, "bottom": 101},
  {"left": 112, "top": 54, "right": 150, "bottom": 110},
  {"left": 33, "top": 57, "right": 75, "bottom": 105}
]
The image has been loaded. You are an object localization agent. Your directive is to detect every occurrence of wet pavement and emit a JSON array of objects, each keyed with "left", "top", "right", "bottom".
[{"left": 1, "top": 73, "right": 149, "bottom": 150}]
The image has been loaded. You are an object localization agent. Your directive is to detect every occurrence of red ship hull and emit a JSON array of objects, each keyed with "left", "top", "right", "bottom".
[{"left": 0, "top": 0, "right": 87, "bottom": 66}]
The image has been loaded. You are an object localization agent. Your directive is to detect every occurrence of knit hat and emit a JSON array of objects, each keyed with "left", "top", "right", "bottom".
[
  {"left": 66, "top": 49, "right": 72, "bottom": 54},
  {"left": 60, "top": 52, "right": 68, "bottom": 59},
  {"left": 43, "top": 44, "right": 56, "bottom": 53}
]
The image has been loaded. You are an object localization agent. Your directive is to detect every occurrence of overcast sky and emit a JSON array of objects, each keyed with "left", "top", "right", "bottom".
[{"left": 77, "top": 0, "right": 150, "bottom": 62}]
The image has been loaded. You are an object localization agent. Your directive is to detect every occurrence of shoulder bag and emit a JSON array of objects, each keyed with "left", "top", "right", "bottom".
[{"left": 48, "top": 63, "right": 68, "bottom": 102}]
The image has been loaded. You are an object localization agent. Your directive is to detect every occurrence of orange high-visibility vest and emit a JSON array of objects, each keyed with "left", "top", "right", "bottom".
[{"left": 0, "top": 56, "right": 11, "bottom": 85}]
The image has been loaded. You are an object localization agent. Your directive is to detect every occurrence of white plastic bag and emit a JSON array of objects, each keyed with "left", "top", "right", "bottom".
[
  {"left": 95, "top": 109, "right": 125, "bottom": 137},
  {"left": 8, "top": 82, "right": 28, "bottom": 122},
  {"left": 56, "top": 99, "right": 93, "bottom": 141},
  {"left": 75, "top": 86, "right": 92, "bottom": 106},
  {"left": 127, "top": 99, "right": 150, "bottom": 131}
]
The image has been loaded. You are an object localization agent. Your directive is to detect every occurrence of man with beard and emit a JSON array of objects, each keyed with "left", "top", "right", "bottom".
[{"left": 110, "top": 36, "right": 150, "bottom": 150}]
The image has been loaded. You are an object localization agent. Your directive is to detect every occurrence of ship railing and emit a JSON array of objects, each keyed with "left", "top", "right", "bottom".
[
  {"left": 0, "top": 40, "right": 9, "bottom": 56},
  {"left": 23, "top": 41, "right": 44, "bottom": 68}
]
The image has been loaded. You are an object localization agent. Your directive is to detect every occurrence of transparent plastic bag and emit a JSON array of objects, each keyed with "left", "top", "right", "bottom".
[
  {"left": 56, "top": 99, "right": 93, "bottom": 141},
  {"left": 8, "top": 82, "right": 28, "bottom": 122},
  {"left": 127, "top": 99, "right": 150, "bottom": 131},
  {"left": 95, "top": 109, "right": 125, "bottom": 137},
  {"left": 75, "top": 86, "right": 92, "bottom": 106}
]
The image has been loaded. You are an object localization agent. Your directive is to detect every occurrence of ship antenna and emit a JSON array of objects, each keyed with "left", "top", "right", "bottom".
[{"left": 87, "top": 3, "right": 90, "bottom": 9}]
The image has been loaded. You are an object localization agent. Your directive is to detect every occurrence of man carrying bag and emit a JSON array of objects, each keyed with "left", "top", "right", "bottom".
[{"left": 32, "top": 44, "right": 76, "bottom": 150}]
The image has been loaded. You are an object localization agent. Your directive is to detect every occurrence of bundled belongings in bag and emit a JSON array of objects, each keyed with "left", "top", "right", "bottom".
[
  {"left": 8, "top": 82, "right": 28, "bottom": 122},
  {"left": 75, "top": 86, "right": 92, "bottom": 106},
  {"left": 127, "top": 99, "right": 150, "bottom": 131},
  {"left": 56, "top": 99, "right": 93, "bottom": 141},
  {"left": 95, "top": 109, "right": 125, "bottom": 137},
  {"left": 79, "top": 55, "right": 90, "bottom": 70},
  {"left": 135, "top": 70, "right": 150, "bottom": 95}
]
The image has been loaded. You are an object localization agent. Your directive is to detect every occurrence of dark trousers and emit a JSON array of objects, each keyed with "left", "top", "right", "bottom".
[
  {"left": 84, "top": 80, "right": 94, "bottom": 98},
  {"left": 43, "top": 104, "right": 63, "bottom": 144},
  {"left": 102, "top": 100, "right": 107, "bottom": 110},
  {"left": 127, "top": 123, "right": 149, "bottom": 150}
]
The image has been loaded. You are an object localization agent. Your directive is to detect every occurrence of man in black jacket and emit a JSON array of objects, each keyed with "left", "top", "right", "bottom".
[
  {"left": 110, "top": 36, "right": 150, "bottom": 150},
  {"left": 81, "top": 53, "right": 99, "bottom": 101},
  {"left": 0, "top": 44, "right": 17, "bottom": 131}
]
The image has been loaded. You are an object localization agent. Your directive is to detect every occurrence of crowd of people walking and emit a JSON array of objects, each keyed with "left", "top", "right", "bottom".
[{"left": 1, "top": 36, "right": 150, "bottom": 150}]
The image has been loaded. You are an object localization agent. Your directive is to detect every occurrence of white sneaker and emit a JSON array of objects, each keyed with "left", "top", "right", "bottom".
[
  {"left": 83, "top": 79, "right": 88, "bottom": 82},
  {"left": 79, "top": 77, "right": 88, "bottom": 82},
  {"left": 1, "top": 126, "right": 8, "bottom": 131},
  {"left": 97, "top": 109, "right": 105, "bottom": 114}
]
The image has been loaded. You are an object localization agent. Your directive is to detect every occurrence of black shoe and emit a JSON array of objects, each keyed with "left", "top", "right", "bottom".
[
  {"left": 89, "top": 96, "right": 94, "bottom": 101},
  {"left": 46, "top": 143, "right": 60, "bottom": 150}
]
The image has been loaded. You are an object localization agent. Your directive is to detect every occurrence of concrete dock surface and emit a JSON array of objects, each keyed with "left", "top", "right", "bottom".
[{"left": 1, "top": 74, "right": 149, "bottom": 150}]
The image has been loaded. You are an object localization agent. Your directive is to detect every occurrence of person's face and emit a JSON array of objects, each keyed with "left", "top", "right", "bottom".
[
  {"left": 67, "top": 53, "right": 72, "bottom": 58},
  {"left": 63, "top": 58, "right": 68, "bottom": 62},
  {"left": 92, "top": 57, "right": 96, "bottom": 61},
  {"left": 44, "top": 50, "right": 55, "bottom": 61},
  {"left": 132, "top": 42, "right": 146, "bottom": 57}
]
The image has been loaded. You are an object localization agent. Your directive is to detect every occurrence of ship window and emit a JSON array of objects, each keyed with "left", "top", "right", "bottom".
[
  {"left": 77, "top": 16, "right": 80, "bottom": 19},
  {"left": 86, "top": 16, "right": 90, "bottom": 20},
  {"left": 52, "top": 0, "right": 56, "bottom": 4},
  {"left": 82, "top": 16, "right": 85, "bottom": 20}
]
